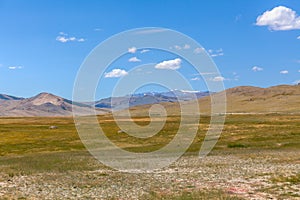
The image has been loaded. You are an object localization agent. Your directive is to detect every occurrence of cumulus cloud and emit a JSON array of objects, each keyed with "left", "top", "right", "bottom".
[
  {"left": 297, "top": 36, "right": 300, "bottom": 39},
  {"left": 210, "top": 76, "right": 225, "bottom": 82},
  {"left": 256, "top": 6, "right": 300, "bottom": 31},
  {"left": 8, "top": 66, "right": 23, "bottom": 70},
  {"left": 193, "top": 47, "right": 205, "bottom": 54},
  {"left": 252, "top": 66, "right": 263, "bottom": 72},
  {"left": 128, "top": 47, "right": 137, "bottom": 53},
  {"left": 77, "top": 38, "right": 85, "bottom": 42},
  {"left": 56, "top": 32, "right": 85, "bottom": 43},
  {"left": 104, "top": 69, "right": 128, "bottom": 78},
  {"left": 128, "top": 57, "right": 141, "bottom": 62},
  {"left": 280, "top": 70, "right": 289, "bottom": 74},
  {"left": 155, "top": 58, "right": 181, "bottom": 70}
]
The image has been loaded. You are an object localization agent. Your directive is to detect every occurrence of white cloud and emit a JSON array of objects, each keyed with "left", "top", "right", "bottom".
[
  {"left": 208, "top": 48, "right": 224, "bottom": 57},
  {"left": 280, "top": 70, "right": 289, "bottom": 74},
  {"left": 171, "top": 44, "right": 190, "bottom": 51},
  {"left": 252, "top": 66, "right": 263, "bottom": 72},
  {"left": 211, "top": 53, "right": 224, "bottom": 57},
  {"left": 200, "top": 72, "right": 217, "bottom": 75},
  {"left": 256, "top": 6, "right": 300, "bottom": 31},
  {"left": 191, "top": 77, "right": 200, "bottom": 81},
  {"left": 210, "top": 76, "right": 225, "bottom": 82},
  {"left": 94, "top": 28, "right": 102, "bottom": 31},
  {"left": 56, "top": 36, "right": 69, "bottom": 43},
  {"left": 174, "top": 45, "right": 181, "bottom": 50},
  {"left": 8, "top": 66, "right": 23, "bottom": 70},
  {"left": 297, "top": 36, "right": 300, "bottom": 39},
  {"left": 104, "top": 69, "right": 128, "bottom": 78},
  {"left": 77, "top": 38, "right": 85, "bottom": 42},
  {"left": 140, "top": 49, "right": 150, "bottom": 53},
  {"left": 56, "top": 32, "right": 85, "bottom": 43},
  {"left": 183, "top": 44, "right": 190, "bottom": 49},
  {"left": 155, "top": 58, "right": 181, "bottom": 70},
  {"left": 128, "top": 47, "right": 137, "bottom": 54},
  {"left": 128, "top": 57, "right": 141, "bottom": 62},
  {"left": 232, "top": 72, "right": 239, "bottom": 81},
  {"left": 193, "top": 47, "right": 205, "bottom": 54},
  {"left": 298, "top": 70, "right": 300, "bottom": 72}
]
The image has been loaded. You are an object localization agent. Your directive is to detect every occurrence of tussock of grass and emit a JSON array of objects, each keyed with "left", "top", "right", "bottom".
[
  {"left": 144, "top": 190, "right": 245, "bottom": 200},
  {"left": 272, "top": 173, "right": 300, "bottom": 184},
  {"left": 227, "top": 143, "right": 248, "bottom": 148}
]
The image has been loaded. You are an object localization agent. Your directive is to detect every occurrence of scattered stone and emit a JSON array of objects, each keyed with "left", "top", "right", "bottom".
[{"left": 0, "top": 151, "right": 299, "bottom": 199}]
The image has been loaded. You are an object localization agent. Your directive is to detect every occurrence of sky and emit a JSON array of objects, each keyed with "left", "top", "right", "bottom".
[{"left": 0, "top": 0, "right": 300, "bottom": 99}]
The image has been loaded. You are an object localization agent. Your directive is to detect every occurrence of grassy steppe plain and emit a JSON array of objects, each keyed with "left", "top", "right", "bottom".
[{"left": 0, "top": 114, "right": 299, "bottom": 199}]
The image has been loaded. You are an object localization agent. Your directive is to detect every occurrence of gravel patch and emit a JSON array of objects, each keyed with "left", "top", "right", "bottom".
[{"left": 0, "top": 150, "right": 299, "bottom": 199}]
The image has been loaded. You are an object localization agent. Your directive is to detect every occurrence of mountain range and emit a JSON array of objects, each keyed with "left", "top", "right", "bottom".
[
  {"left": 0, "top": 92, "right": 108, "bottom": 117},
  {"left": 1, "top": 85, "right": 300, "bottom": 116},
  {"left": 0, "top": 90, "right": 210, "bottom": 116},
  {"left": 92, "top": 90, "right": 211, "bottom": 110}
]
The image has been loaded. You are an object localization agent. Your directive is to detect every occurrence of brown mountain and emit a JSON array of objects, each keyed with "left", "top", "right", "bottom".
[
  {"left": 1, "top": 84, "right": 300, "bottom": 117},
  {"left": 0, "top": 92, "right": 108, "bottom": 117},
  {"left": 207, "top": 84, "right": 300, "bottom": 114},
  {"left": 124, "top": 84, "right": 300, "bottom": 116}
]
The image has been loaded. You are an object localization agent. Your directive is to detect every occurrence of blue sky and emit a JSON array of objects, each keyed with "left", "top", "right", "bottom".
[{"left": 0, "top": 0, "right": 300, "bottom": 99}]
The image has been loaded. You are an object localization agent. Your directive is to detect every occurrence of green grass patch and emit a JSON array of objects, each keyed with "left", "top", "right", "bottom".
[
  {"left": 227, "top": 143, "right": 248, "bottom": 148},
  {"left": 0, "top": 114, "right": 299, "bottom": 176}
]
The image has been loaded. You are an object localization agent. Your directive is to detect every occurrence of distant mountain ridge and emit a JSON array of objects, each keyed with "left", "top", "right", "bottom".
[
  {"left": 1, "top": 84, "right": 300, "bottom": 116},
  {"left": 0, "top": 92, "right": 107, "bottom": 117},
  {"left": 0, "top": 94, "right": 23, "bottom": 101},
  {"left": 0, "top": 90, "right": 210, "bottom": 116},
  {"left": 93, "top": 90, "right": 211, "bottom": 110},
  {"left": 117, "top": 84, "right": 300, "bottom": 116}
]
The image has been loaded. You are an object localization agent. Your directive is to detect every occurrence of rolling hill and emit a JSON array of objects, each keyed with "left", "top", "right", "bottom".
[
  {"left": 123, "top": 84, "right": 300, "bottom": 116},
  {"left": 1, "top": 85, "right": 299, "bottom": 116}
]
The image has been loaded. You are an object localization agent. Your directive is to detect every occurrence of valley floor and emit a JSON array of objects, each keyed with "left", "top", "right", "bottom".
[
  {"left": 0, "top": 114, "right": 299, "bottom": 199},
  {"left": 0, "top": 149, "right": 299, "bottom": 199}
]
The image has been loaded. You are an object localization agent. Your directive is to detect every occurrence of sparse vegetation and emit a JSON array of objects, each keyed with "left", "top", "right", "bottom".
[
  {"left": 227, "top": 143, "right": 248, "bottom": 148},
  {"left": 144, "top": 190, "right": 245, "bottom": 200},
  {"left": 0, "top": 114, "right": 299, "bottom": 199}
]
